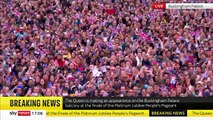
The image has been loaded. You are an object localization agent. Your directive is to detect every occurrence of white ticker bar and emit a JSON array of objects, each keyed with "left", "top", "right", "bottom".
[{"left": 166, "top": 3, "right": 213, "bottom": 9}]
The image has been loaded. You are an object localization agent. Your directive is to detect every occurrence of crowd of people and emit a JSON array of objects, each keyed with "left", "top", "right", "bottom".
[{"left": 0, "top": 0, "right": 212, "bottom": 97}]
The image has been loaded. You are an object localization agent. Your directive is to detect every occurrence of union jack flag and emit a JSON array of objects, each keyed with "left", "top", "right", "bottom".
[
  {"left": 150, "top": 12, "right": 156, "bottom": 20},
  {"left": 191, "top": 31, "right": 196, "bottom": 36},
  {"left": 13, "top": 10, "right": 21, "bottom": 17},
  {"left": 191, "top": 31, "right": 200, "bottom": 37},
  {"left": 137, "top": 30, "right": 152, "bottom": 42},
  {"left": 138, "top": 30, "right": 148, "bottom": 40},
  {"left": 2, "top": 22, "right": 9, "bottom": 30},
  {"left": 112, "top": 27, "right": 119, "bottom": 34}
]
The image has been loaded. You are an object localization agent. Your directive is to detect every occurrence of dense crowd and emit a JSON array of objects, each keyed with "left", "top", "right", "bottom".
[{"left": 0, "top": 0, "right": 212, "bottom": 97}]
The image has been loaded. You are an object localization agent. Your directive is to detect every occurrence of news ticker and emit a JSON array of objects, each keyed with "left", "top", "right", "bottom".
[
  {"left": 0, "top": 97, "right": 213, "bottom": 117},
  {"left": 152, "top": 3, "right": 213, "bottom": 9}
]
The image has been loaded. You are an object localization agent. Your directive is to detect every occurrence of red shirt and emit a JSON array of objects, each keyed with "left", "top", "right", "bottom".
[
  {"left": 106, "top": 9, "right": 116, "bottom": 15},
  {"left": 57, "top": 60, "right": 65, "bottom": 67},
  {"left": 53, "top": 57, "right": 65, "bottom": 67}
]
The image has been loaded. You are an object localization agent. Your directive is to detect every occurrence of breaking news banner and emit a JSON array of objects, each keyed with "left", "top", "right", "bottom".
[
  {"left": 152, "top": 3, "right": 213, "bottom": 9},
  {"left": 0, "top": 97, "right": 213, "bottom": 120}
]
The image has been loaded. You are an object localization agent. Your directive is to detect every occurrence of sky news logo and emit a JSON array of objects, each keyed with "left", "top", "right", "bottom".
[
  {"left": 18, "top": 111, "right": 31, "bottom": 116},
  {"left": 10, "top": 111, "right": 31, "bottom": 116}
]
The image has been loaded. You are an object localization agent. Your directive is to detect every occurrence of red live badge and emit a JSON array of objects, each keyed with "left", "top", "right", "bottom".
[{"left": 152, "top": 3, "right": 166, "bottom": 9}]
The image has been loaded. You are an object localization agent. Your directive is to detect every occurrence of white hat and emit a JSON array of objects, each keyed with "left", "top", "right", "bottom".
[{"left": 197, "top": 81, "right": 204, "bottom": 86}]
